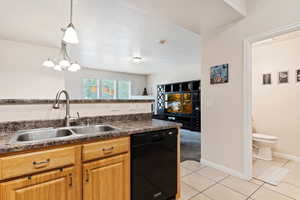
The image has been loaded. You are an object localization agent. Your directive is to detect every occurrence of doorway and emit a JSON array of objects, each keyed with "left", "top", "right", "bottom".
[{"left": 244, "top": 24, "right": 300, "bottom": 191}]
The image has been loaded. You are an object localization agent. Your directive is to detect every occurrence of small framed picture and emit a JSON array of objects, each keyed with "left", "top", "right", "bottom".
[
  {"left": 278, "top": 71, "right": 289, "bottom": 84},
  {"left": 210, "top": 64, "right": 229, "bottom": 84},
  {"left": 262, "top": 73, "right": 272, "bottom": 85},
  {"left": 296, "top": 69, "right": 300, "bottom": 82}
]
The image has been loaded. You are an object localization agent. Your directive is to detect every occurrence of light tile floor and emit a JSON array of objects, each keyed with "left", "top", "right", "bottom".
[
  {"left": 252, "top": 157, "right": 290, "bottom": 185},
  {"left": 180, "top": 160, "right": 300, "bottom": 200}
]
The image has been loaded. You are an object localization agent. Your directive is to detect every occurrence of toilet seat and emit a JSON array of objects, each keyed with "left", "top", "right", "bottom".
[
  {"left": 253, "top": 133, "right": 278, "bottom": 143},
  {"left": 252, "top": 133, "right": 278, "bottom": 161},
  {"left": 253, "top": 133, "right": 277, "bottom": 140}
]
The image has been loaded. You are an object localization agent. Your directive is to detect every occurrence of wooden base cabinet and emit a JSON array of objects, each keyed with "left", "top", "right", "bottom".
[
  {"left": 83, "top": 153, "right": 130, "bottom": 200},
  {"left": 0, "top": 167, "right": 76, "bottom": 200},
  {"left": 0, "top": 135, "right": 177, "bottom": 200}
]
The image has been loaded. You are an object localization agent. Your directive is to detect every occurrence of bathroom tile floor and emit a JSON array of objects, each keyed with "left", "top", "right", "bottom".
[
  {"left": 180, "top": 160, "right": 300, "bottom": 200},
  {"left": 252, "top": 157, "right": 290, "bottom": 185}
]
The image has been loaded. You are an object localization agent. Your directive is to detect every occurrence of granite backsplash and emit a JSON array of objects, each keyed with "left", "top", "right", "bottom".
[
  {"left": 0, "top": 113, "right": 152, "bottom": 135},
  {"left": 0, "top": 99, "right": 154, "bottom": 105}
]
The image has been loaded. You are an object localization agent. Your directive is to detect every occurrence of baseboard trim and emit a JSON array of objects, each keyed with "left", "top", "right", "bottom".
[
  {"left": 201, "top": 159, "right": 248, "bottom": 180},
  {"left": 274, "top": 152, "right": 300, "bottom": 162}
]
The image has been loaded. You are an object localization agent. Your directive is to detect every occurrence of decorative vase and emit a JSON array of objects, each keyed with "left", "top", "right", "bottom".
[{"left": 143, "top": 88, "right": 148, "bottom": 96}]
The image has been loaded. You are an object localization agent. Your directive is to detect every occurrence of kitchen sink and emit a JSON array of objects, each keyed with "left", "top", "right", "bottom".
[
  {"left": 70, "top": 125, "right": 117, "bottom": 135},
  {"left": 10, "top": 125, "right": 118, "bottom": 143},
  {"left": 13, "top": 128, "right": 74, "bottom": 142}
]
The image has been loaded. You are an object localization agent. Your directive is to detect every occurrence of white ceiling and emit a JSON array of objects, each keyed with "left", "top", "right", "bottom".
[
  {"left": 0, "top": 0, "right": 242, "bottom": 75},
  {"left": 254, "top": 30, "right": 300, "bottom": 47},
  {"left": 122, "top": 0, "right": 244, "bottom": 35}
]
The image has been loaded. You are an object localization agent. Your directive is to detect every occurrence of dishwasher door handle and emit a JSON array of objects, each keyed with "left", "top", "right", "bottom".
[{"left": 151, "top": 135, "right": 164, "bottom": 143}]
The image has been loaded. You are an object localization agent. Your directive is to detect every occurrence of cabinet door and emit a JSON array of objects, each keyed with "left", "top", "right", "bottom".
[
  {"left": 0, "top": 167, "right": 76, "bottom": 200},
  {"left": 83, "top": 154, "right": 130, "bottom": 200}
]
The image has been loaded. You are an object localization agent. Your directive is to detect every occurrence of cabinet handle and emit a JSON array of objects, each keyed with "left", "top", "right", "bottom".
[
  {"left": 33, "top": 159, "right": 50, "bottom": 169},
  {"left": 85, "top": 170, "right": 90, "bottom": 183},
  {"left": 102, "top": 146, "right": 114, "bottom": 154},
  {"left": 69, "top": 173, "right": 73, "bottom": 187}
]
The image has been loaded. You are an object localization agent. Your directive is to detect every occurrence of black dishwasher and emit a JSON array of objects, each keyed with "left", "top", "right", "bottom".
[{"left": 131, "top": 128, "right": 178, "bottom": 200}]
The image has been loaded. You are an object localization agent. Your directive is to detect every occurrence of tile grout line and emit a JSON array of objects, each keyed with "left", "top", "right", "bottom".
[
  {"left": 194, "top": 168, "right": 230, "bottom": 183},
  {"left": 282, "top": 160, "right": 290, "bottom": 167},
  {"left": 202, "top": 193, "right": 215, "bottom": 200},
  {"left": 180, "top": 162, "right": 214, "bottom": 200},
  {"left": 187, "top": 191, "right": 216, "bottom": 200},
  {"left": 280, "top": 180, "right": 300, "bottom": 189},
  {"left": 182, "top": 172, "right": 219, "bottom": 200},
  {"left": 181, "top": 162, "right": 207, "bottom": 170},
  {"left": 182, "top": 177, "right": 218, "bottom": 194},
  {"left": 181, "top": 166, "right": 207, "bottom": 177},
  {"left": 187, "top": 191, "right": 202, "bottom": 200},
  {"left": 182, "top": 179, "right": 216, "bottom": 200},
  {"left": 182, "top": 163, "right": 235, "bottom": 200},
  {"left": 188, "top": 174, "right": 245, "bottom": 200},
  {"left": 279, "top": 160, "right": 300, "bottom": 189},
  {"left": 181, "top": 170, "right": 195, "bottom": 178},
  {"left": 246, "top": 182, "right": 265, "bottom": 200},
  {"left": 252, "top": 158, "right": 291, "bottom": 186},
  {"left": 261, "top": 159, "right": 299, "bottom": 200},
  {"left": 195, "top": 181, "right": 219, "bottom": 197},
  {"left": 263, "top": 184, "right": 297, "bottom": 200},
  {"left": 250, "top": 181, "right": 297, "bottom": 200},
  {"left": 215, "top": 174, "right": 231, "bottom": 183},
  {"left": 188, "top": 175, "right": 230, "bottom": 199},
  {"left": 218, "top": 179, "right": 260, "bottom": 199}
]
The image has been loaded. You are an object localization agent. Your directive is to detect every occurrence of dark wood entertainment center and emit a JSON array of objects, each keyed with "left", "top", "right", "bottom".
[{"left": 154, "top": 80, "right": 201, "bottom": 131}]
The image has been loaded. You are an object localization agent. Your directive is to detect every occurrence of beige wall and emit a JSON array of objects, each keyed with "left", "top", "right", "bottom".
[
  {"left": 202, "top": 0, "right": 300, "bottom": 176},
  {"left": 0, "top": 103, "right": 152, "bottom": 123},
  {"left": 147, "top": 65, "right": 202, "bottom": 94},
  {"left": 0, "top": 39, "right": 147, "bottom": 99},
  {"left": 0, "top": 39, "right": 65, "bottom": 99},
  {"left": 65, "top": 68, "right": 147, "bottom": 99},
  {"left": 252, "top": 38, "right": 300, "bottom": 157}
]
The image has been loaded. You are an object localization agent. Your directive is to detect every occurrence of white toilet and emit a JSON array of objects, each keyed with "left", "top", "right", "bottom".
[{"left": 253, "top": 133, "right": 278, "bottom": 161}]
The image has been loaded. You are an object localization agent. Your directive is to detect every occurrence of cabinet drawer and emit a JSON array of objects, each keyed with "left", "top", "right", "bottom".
[
  {"left": 83, "top": 137, "right": 129, "bottom": 162},
  {"left": 0, "top": 147, "right": 75, "bottom": 180}
]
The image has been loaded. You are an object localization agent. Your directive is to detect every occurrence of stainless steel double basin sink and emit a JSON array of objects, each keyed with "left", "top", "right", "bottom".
[{"left": 10, "top": 125, "right": 118, "bottom": 143}]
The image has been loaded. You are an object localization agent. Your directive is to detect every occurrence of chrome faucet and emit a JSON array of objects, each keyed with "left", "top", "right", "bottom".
[{"left": 53, "top": 89, "right": 77, "bottom": 127}]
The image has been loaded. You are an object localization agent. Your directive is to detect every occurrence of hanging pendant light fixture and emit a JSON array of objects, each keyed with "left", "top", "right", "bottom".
[
  {"left": 62, "top": 0, "right": 79, "bottom": 44},
  {"left": 42, "top": 58, "right": 55, "bottom": 68},
  {"left": 43, "top": 41, "right": 81, "bottom": 72},
  {"left": 43, "top": 0, "right": 81, "bottom": 72}
]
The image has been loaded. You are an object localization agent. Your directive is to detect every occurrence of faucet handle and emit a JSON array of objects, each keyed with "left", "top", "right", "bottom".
[
  {"left": 53, "top": 103, "right": 60, "bottom": 109},
  {"left": 69, "top": 112, "right": 80, "bottom": 123},
  {"left": 86, "top": 118, "right": 91, "bottom": 126}
]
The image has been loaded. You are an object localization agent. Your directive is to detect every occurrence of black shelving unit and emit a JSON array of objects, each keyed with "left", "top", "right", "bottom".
[{"left": 154, "top": 80, "right": 201, "bottom": 131}]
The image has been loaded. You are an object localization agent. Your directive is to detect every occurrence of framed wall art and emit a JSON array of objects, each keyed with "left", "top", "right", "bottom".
[
  {"left": 210, "top": 64, "right": 229, "bottom": 84},
  {"left": 296, "top": 69, "right": 300, "bottom": 82},
  {"left": 262, "top": 73, "right": 272, "bottom": 85},
  {"left": 278, "top": 71, "right": 289, "bottom": 84}
]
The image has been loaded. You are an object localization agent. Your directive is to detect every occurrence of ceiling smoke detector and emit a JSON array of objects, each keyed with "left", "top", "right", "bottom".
[
  {"left": 132, "top": 56, "right": 143, "bottom": 63},
  {"left": 159, "top": 40, "right": 167, "bottom": 45}
]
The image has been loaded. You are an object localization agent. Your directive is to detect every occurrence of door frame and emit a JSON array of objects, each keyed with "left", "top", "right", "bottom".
[{"left": 243, "top": 22, "right": 300, "bottom": 179}]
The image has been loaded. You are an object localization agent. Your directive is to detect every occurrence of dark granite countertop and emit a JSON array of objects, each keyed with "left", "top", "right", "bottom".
[
  {"left": 0, "top": 119, "right": 181, "bottom": 155},
  {"left": 0, "top": 99, "right": 154, "bottom": 105}
]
